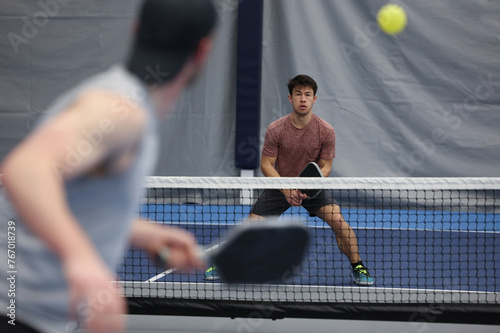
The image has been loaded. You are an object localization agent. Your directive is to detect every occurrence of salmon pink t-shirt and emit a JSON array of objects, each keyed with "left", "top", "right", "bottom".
[{"left": 262, "top": 114, "right": 336, "bottom": 177}]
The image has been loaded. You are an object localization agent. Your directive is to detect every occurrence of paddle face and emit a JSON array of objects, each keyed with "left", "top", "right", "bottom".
[
  {"left": 213, "top": 223, "right": 309, "bottom": 284},
  {"left": 299, "top": 162, "right": 323, "bottom": 199}
]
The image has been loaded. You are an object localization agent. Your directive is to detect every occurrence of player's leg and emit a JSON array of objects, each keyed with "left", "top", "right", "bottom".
[
  {"left": 314, "top": 204, "right": 361, "bottom": 263},
  {"left": 314, "top": 204, "right": 374, "bottom": 286},
  {"left": 303, "top": 191, "right": 374, "bottom": 286},
  {"left": 247, "top": 212, "right": 267, "bottom": 221}
]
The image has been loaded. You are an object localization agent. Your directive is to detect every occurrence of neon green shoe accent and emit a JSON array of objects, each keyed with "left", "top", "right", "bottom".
[
  {"left": 204, "top": 265, "right": 220, "bottom": 281},
  {"left": 352, "top": 265, "right": 374, "bottom": 286}
]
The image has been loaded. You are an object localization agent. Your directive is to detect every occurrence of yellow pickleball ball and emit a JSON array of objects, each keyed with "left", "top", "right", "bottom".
[{"left": 377, "top": 4, "right": 407, "bottom": 35}]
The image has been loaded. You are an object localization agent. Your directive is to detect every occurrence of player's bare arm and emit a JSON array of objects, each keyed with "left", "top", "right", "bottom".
[
  {"left": 318, "top": 158, "right": 333, "bottom": 177},
  {"left": 130, "top": 220, "right": 204, "bottom": 272},
  {"left": 0, "top": 90, "right": 147, "bottom": 260},
  {"left": 0, "top": 91, "right": 147, "bottom": 331},
  {"left": 260, "top": 155, "right": 280, "bottom": 178}
]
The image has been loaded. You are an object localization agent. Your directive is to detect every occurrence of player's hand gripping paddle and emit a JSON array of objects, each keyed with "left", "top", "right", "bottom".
[
  {"left": 157, "top": 221, "right": 309, "bottom": 284},
  {"left": 299, "top": 162, "right": 323, "bottom": 199}
]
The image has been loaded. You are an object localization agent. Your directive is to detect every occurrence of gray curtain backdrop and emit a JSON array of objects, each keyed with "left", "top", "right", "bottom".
[
  {"left": 0, "top": 0, "right": 499, "bottom": 177},
  {"left": 0, "top": 0, "right": 238, "bottom": 176},
  {"left": 261, "top": 0, "right": 500, "bottom": 177},
  {"left": 0, "top": 0, "right": 139, "bottom": 159}
]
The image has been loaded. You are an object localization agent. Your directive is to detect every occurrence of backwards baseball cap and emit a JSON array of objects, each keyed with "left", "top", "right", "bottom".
[{"left": 126, "top": 0, "right": 217, "bottom": 86}]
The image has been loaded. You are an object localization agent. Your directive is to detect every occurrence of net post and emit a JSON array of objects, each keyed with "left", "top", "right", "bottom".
[{"left": 240, "top": 169, "right": 254, "bottom": 205}]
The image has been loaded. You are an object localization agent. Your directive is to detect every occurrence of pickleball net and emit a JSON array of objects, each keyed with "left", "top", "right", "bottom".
[{"left": 118, "top": 176, "right": 500, "bottom": 324}]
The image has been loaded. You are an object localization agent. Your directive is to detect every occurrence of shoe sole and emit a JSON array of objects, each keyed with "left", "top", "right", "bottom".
[
  {"left": 204, "top": 276, "right": 220, "bottom": 281},
  {"left": 353, "top": 278, "right": 374, "bottom": 286}
]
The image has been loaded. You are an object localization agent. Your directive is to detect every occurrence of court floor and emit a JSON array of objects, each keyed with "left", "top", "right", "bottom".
[
  {"left": 106, "top": 315, "right": 500, "bottom": 333},
  {"left": 121, "top": 205, "right": 499, "bottom": 293},
  {"left": 116, "top": 204, "right": 499, "bottom": 329}
]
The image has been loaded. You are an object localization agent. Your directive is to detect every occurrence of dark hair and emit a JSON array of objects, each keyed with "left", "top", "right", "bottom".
[
  {"left": 287, "top": 75, "right": 318, "bottom": 96},
  {"left": 127, "top": 0, "right": 217, "bottom": 86}
]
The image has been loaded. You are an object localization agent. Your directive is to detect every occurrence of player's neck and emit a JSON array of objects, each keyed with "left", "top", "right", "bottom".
[
  {"left": 291, "top": 111, "right": 313, "bottom": 129},
  {"left": 150, "top": 82, "right": 181, "bottom": 119},
  {"left": 150, "top": 60, "right": 197, "bottom": 119}
]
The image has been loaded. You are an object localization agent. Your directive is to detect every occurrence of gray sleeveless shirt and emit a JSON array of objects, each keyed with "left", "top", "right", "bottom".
[{"left": 0, "top": 65, "right": 159, "bottom": 332}]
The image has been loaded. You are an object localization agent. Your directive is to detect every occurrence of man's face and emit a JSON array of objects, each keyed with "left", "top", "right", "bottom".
[{"left": 288, "top": 85, "right": 317, "bottom": 116}]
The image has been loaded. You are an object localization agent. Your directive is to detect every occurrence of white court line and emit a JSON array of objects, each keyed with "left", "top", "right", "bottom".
[
  {"left": 158, "top": 220, "right": 500, "bottom": 234},
  {"left": 145, "top": 267, "right": 177, "bottom": 282},
  {"left": 145, "top": 241, "right": 226, "bottom": 282}
]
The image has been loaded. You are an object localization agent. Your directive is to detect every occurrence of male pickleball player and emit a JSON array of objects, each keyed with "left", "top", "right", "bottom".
[
  {"left": 205, "top": 75, "right": 374, "bottom": 286},
  {"left": 0, "top": 1, "right": 217, "bottom": 332}
]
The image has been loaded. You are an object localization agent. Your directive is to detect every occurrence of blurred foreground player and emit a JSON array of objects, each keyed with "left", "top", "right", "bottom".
[
  {"left": 0, "top": 1, "right": 217, "bottom": 332},
  {"left": 205, "top": 75, "right": 374, "bottom": 286}
]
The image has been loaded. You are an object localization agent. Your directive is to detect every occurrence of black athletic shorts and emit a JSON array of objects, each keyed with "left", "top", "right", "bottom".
[{"left": 250, "top": 189, "right": 338, "bottom": 217}]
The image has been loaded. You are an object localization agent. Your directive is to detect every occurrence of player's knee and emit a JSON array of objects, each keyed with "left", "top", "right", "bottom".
[
  {"left": 327, "top": 217, "right": 345, "bottom": 231},
  {"left": 318, "top": 206, "right": 342, "bottom": 221},
  {"left": 322, "top": 212, "right": 347, "bottom": 231}
]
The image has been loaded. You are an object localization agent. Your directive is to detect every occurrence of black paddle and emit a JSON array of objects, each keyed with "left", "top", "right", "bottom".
[
  {"left": 156, "top": 221, "right": 310, "bottom": 284},
  {"left": 299, "top": 162, "right": 323, "bottom": 199}
]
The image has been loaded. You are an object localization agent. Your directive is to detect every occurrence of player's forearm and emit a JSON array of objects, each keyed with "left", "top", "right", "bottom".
[
  {"left": 130, "top": 219, "right": 178, "bottom": 253},
  {"left": 320, "top": 166, "right": 331, "bottom": 177},
  {"left": 1, "top": 155, "right": 100, "bottom": 264},
  {"left": 261, "top": 160, "right": 297, "bottom": 200},
  {"left": 130, "top": 219, "right": 158, "bottom": 250},
  {"left": 129, "top": 219, "right": 203, "bottom": 272},
  {"left": 318, "top": 159, "right": 332, "bottom": 177},
  {"left": 261, "top": 162, "right": 281, "bottom": 178}
]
